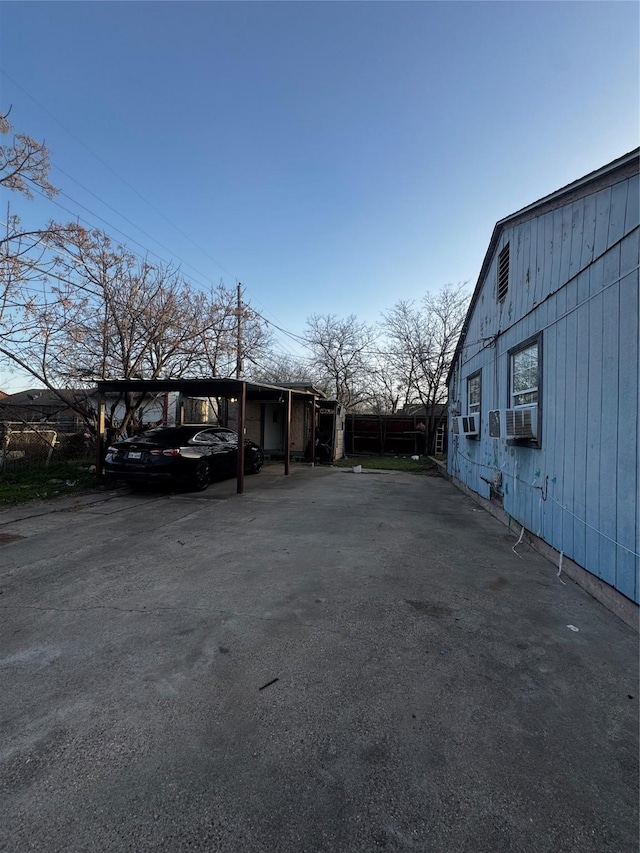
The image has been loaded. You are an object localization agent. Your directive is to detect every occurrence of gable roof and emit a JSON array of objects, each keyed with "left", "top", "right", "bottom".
[{"left": 447, "top": 147, "right": 640, "bottom": 385}]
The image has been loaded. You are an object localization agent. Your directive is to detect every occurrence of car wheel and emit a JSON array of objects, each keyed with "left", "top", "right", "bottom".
[
  {"left": 191, "top": 461, "right": 210, "bottom": 491},
  {"left": 248, "top": 450, "right": 264, "bottom": 475}
]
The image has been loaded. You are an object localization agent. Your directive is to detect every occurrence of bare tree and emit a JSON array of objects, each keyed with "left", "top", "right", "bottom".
[
  {"left": 1, "top": 222, "right": 273, "bottom": 435},
  {"left": 248, "top": 352, "right": 312, "bottom": 386},
  {"left": 304, "top": 314, "right": 376, "bottom": 409},
  {"left": 0, "top": 111, "right": 274, "bottom": 434},
  {"left": 0, "top": 107, "right": 58, "bottom": 200},
  {"left": 382, "top": 283, "right": 469, "bottom": 452},
  {"left": 190, "top": 284, "right": 271, "bottom": 379},
  {"left": 2, "top": 227, "right": 199, "bottom": 434},
  {"left": 0, "top": 109, "right": 75, "bottom": 375},
  {"left": 360, "top": 354, "right": 403, "bottom": 415}
]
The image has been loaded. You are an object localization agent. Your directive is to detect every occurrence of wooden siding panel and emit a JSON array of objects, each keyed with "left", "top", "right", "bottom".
[
  {"left": 608, "top": 179, "right": 628, "bottom": 247},
  {"left": 620, "top": 227, "right": 640, "bottom": 277},
  {"left": 580, "top": 193, "right": 597, "bottom": 269},
  {"left": 576, "top": 265, "right": 590, "bottom": 309},
  {"left": 624, "top": 173, "right": 639, "bottom": 232},
  {"left": 544, "top": 321, "right": 558, "bottom": 547},
  {"left": 598, "top": 279, "right": 620, "bottom": 587},
  {"left": 550, "top": 209, "right": 564, "bottom": 295},
  {"left": 568, "top": 199, "right": 585, "bottom": 282},
  {"left": 522, "top": 220, "right": 533, "bottom": 315},
  {"left": 589, "top": 255, "right": 604, "bottom": 297},
  {"left": 572, "top": 301, "right": 590, "bottom": 570},
  {"left": 562, "top": 306, "right": 578, "bottom": 561},
  {"left": 521, "top": 443, "right": 538, "bottom": 535},
  {"left": 541, "top": 213, "right": 554, "bottom": 302},
  {"left": 616, "top": 269, "right": 639, "bottom": 602},
  {"left": 533, "top": 216, "right": 545, "bottom": 305},
  {"left": 585, "top": 285, "right": 603, "bottom": 580},
  {"left": 593, "top": 187, "right": 613, "bottom": 259},
  {"left": 513, "top": 224, "right": 526, "bottom": 322},
  {"left": 559, "top": 203, "right": 573, "bottom": 287},
  {"left": 603, "top": 243, "right": 622, "bottom": 298},
  {"left": 528, "top": 215, "right": 539, "bottom": 309},
  {"left": 552, "top": 288, "right": 568, "bottom": 553}
]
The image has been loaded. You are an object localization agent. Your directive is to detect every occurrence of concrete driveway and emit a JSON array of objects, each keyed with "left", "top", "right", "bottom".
[{"left": 0, "top": 465, "right": 637, "bottom": 852}]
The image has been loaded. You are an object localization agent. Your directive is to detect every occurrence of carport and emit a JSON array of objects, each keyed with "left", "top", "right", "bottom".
[{"left": 95, "top": 378, "right": 322, "bottom": 493}]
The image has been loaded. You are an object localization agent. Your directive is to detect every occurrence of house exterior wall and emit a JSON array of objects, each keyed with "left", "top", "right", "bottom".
[
  {"left": 227, "top": 402, "right": 262, "bottom": 445},
  {"left": 227, "top": 400, "right": 310, "bottom": 457},
  {"left": 448, "top": 166, "right": 639, "bottom": 605}
]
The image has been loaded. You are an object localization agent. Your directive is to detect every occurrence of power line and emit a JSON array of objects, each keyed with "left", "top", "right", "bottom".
[
  {"left": 48, "top": 165, "right": 220, "bottom": 287},
  {"left": 28, "top": 185, "right": 215, "bottom": 292},
  {"left": 2, "top": 76, "right": 405, "bottom": 368},
  {"left": 0, "top": 68, "right": 239, "bottom": 282},
  {"left": 1, "top": 71, "right": 331, "bottom": 359}
]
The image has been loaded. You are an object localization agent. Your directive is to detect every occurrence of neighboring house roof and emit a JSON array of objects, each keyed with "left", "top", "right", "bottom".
[
  {"left": 0, "top": 389, "right": 83, "bottom": 424},
  {"left": 447, "top": 147, "right": 640, "bottom": 385}
]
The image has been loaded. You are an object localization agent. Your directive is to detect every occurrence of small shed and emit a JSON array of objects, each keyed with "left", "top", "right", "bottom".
[{"left": 226, "top": 382, "right": 344, "bottom": 462}]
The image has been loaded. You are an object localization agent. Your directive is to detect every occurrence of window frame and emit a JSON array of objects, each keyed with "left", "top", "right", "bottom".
[
  {"left": 466, "top": 370, "right": 481, "bottom": 439},
  {"left": 467, "top": 370, "right": 481, "bottom": 414},
  {"left": 507, "top": 332, "right": 542, "bottom": 447}
]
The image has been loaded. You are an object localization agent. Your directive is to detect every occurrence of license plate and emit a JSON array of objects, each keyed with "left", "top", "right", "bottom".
[{"left": 127, "top": 451, "right": 142, "bottom": 460}]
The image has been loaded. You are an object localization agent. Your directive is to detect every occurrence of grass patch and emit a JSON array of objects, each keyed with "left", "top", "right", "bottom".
[
  {"left": 333, "top": 455, "right": 437, "bottom": 474},
  {"left": 0, "top": 461, "right": 98, "bottom": 507}
]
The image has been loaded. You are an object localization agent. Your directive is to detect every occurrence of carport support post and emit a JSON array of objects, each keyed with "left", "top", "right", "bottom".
[
  {"left": 95, "top": 393, "right": 106, "bottom": 482},
  {"left": 311, "top": 398, "right": 316, "bottom": 464},
  {"left": 236, "top": 382, "right": 246, "bottom": 494},
  {"left": 284, "top": 390, "right": 292, "bottom": 476}
]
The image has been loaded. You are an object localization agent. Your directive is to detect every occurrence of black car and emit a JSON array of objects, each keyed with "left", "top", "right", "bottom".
[{"left": 104, "top": 426, "right": 264, "bottom": 491}]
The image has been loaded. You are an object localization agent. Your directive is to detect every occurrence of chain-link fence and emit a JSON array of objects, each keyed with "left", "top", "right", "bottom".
[{"left": 0, "top": 423, "right": 95, "bottom": 474}]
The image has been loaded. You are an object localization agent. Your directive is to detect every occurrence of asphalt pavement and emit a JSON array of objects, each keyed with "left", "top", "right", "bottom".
[{"left": 0, "top": 464, "right": 638, "bottom": 852}]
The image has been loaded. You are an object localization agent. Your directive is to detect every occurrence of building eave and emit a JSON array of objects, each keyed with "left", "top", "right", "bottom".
[{"left": 447, "top": 148, "right": 640, "bottom": 387}]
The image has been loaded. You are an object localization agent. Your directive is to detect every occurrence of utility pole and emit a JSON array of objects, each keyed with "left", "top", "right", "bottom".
[{"left": 236, "top": 282, "right": 243, "bottom": 379}]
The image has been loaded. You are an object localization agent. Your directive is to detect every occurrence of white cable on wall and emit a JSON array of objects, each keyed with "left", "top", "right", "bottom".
[{"left": 454, "top": 446, "right": 640, "bottom": 559}]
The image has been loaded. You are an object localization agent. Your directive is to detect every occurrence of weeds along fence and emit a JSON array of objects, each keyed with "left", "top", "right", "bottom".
[{"left": 0, "top": 422, "right": 95, "bottom": 475}]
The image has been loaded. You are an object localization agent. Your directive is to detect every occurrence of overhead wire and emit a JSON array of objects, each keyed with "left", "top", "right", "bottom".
[
  {"left": 1, "top": 70, "right": 324, "bottom": 360},
  {"left": 0, "top": 68, "right": 238, "bottom": 282},
  {"left": 26, "top": 184, "right": 215, "bottom": 293},
  {"left": 2, "top": 73, "right": 398, "bottom": 369},
  {"left": 32, "top": 162, "right": 315, "bottom": 363},
  {"left": 48, "top": 164, "right": 222, "bottom": 287}
]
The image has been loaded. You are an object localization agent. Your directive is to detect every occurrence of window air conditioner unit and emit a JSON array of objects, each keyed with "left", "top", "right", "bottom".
[
  {"left": 488, "top": 405, "right": 538, "bottom": 439},
  {"left": 452, "top": 414, "right": 479, "bottom": 436}
]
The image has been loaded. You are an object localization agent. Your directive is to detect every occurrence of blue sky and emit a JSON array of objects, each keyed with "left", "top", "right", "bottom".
[{"left": 0, "top": 1, "right": 638, "bottom": 389}]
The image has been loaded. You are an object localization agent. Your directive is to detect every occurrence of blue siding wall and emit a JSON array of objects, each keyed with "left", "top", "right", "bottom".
[{"left": 448, "top": 172, "right": 640, "bottom": 604}]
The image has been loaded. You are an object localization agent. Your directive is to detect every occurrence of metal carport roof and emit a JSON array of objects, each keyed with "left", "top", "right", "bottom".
[{"left": 95, "top": 378, "right": 326, "bottom": 494}]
